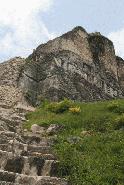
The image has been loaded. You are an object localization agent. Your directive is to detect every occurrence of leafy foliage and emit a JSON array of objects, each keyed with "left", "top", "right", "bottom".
[
  {"left": 24, "top": 99, "right": 124, "bottom": 185},
  {"left": 107, "top": 101, "right": 119, "bottom": 111},
  {"left": 46, "top": 98, "right": 73, "bottom": 113},
  {"left": 114, "top": 114, "right": 124, "bottom": 130},
  {"left": 107, "top": 101, "right": 124, "bottom": 114}
]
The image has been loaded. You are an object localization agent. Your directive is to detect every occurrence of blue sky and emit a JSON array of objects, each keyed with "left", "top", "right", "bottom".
[
  {"left": 43, "top": 0, "right": 124, "bottom": 35},
  {"left": 0, "top": 0, "right": 124, "bottom": 62}
]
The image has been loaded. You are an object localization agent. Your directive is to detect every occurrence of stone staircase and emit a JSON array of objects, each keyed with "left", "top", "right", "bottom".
[{"left": 0, "top": 106, "right": 68, "bottom": 185}]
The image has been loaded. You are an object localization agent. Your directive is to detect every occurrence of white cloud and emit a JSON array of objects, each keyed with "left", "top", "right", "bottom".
[
  {"left": 108, "top": 28, "right": 124, "bottom": 59},
  {"left": 0, "top": 0, "right": 56, "bottom": 62}
]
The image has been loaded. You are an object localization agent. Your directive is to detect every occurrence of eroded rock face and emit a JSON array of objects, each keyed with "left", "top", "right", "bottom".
[
  {"left": 1, "top": 26, "right": 124, "bottom": 106},
  {"left": 17, "top": 27, "right": 124, "bottom": 105},
  {"left": 117, "top": 56, "right": 124, "bottom": 93}
]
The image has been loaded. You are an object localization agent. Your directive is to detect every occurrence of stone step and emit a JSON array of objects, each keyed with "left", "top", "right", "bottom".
[
  {"left": 0, "top": 144, "right": 11, "bottom": 151},
  {"left": 0, "top": 149, "right": 55, "bottom": 159},
  {"left": 0, "top": 131, "right": 16, "bottom": 137},
  {"left": 27, "top": 145, "right": 51, "bottom": 153},
  {"left": 0, "top": 131, "right": 20, "bottom": 144},
  {"left": 8, "top": 117, "right": 26, "bottom": 123},
  {"left": 0, "top": 170, "right": 15, "bottom": 183},
  {"left": 21, "top": 135, "right": 52, "bottom": 146},
  {"left": 0, "top": 150, "right": 57, "bottom": 176},
  {"left": 0, "top": 170, "right": 68, "bottom": 185},
  {"left": 0, "top": 141, "right": 51, "bottom": 154},
  {"left": 0, "top": 103, "right": 12, "bottom": 109},
  {"left": 0, "top": 136, "right": 49, "bottom": 147},
  {"left": 0, "top": 111, "right": 26, "bottom": 133},
  {"left": 0, "top": 131, "right": 53, "bottom": 146},
  {"left": 0, "top": 182, "right": 20, "bottom": 185},
  {"left": 24, "top": 152, "right": 56, "bottom": 160},
  {"left": 0, "top": 149, "right": 56, "bottom": 163}
]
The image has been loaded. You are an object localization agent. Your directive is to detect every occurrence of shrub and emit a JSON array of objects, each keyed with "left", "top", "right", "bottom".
[
  {"left": 107, "top": 101, "right": 124, "bottom": 114},
  {"left": 69, "top": 107, "right": 81, "bottom": 114},
  {"left": 38, "top": 98, "right": 50, "bottom": 108},
  {"left": 46, "top": 98, "right": 73, "bottom": 113},
  {"left": 114, "top": 114, "right": 124, "bottom": 130},
  {"left": 107, "top": 102, "right": 119, "bottom": 112}
]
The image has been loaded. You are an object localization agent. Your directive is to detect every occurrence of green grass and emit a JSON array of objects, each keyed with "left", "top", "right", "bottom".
[{"left": 24, "top": 99, "right": 124, "bottom": 185}]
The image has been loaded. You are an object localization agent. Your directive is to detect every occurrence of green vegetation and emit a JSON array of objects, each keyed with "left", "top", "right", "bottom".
[
  {"left": 107, "top": 101, "right": 124, "bottom": 114},
  {"left": 24, "top": 99, "right": 124, "bottom": 185},
  {"left": 46, "top": 98, "right": 74, "bottom": 113}
]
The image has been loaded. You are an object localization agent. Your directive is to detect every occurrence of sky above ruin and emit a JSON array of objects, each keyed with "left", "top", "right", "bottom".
[{"left": 0, "top": 0, "right": 124, "bottom": 62}]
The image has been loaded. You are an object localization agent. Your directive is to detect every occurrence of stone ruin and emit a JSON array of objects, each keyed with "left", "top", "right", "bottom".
[
  {"left": 0, "top": 26, "right": 124, "bottom": 184},
  {"left": 18, "top": 26, "right": 124, "bottom": 105}
]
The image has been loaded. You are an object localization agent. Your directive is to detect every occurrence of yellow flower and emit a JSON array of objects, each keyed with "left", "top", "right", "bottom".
[{"left": 69, "top": 107, "right": 81, "bottom": 114}]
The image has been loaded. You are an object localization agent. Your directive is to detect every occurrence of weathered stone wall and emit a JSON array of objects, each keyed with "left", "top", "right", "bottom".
[
  {"left": 117, "top": 56, "right": 124, "bottom": 92},
  {"left": 1, "top": 26, "right": 124, "bottom": 106},
  {"left": 0, "top": 57, "right": 25, "bottom": 86},
  {"left": 20, "top": 49, "right": 122, "bottom": 105},
  {"left": 0, "top": 57, "right": 26, "bottom": 107},
  {"left": 88, "top": 34, "right": 118, "bottom": 79},
  {"left": 36, "top": 27, "right": 93, "bottom": 64}
]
